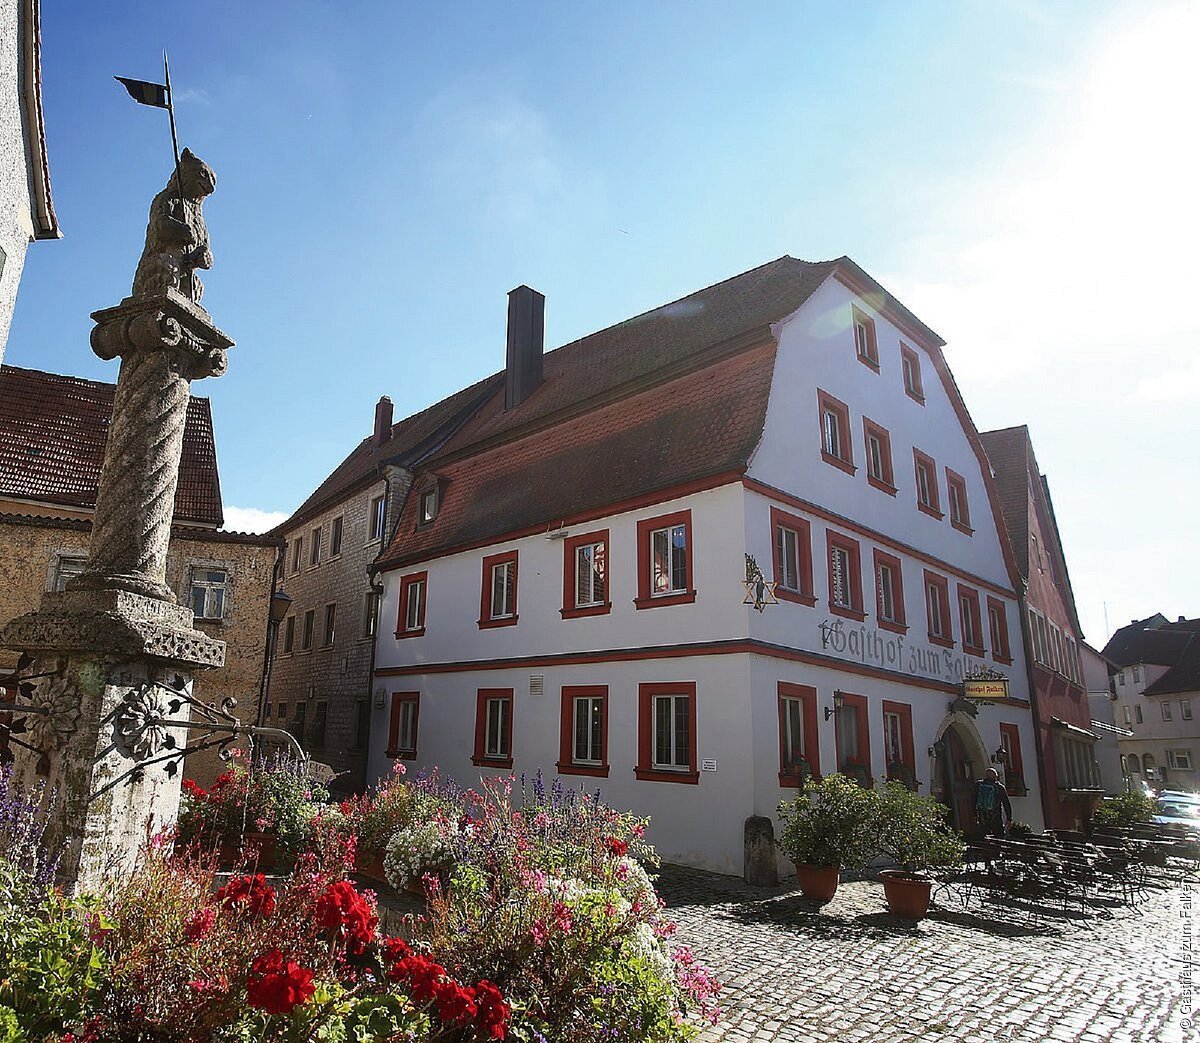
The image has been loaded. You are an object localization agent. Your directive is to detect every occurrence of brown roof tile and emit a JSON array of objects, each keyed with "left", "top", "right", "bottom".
[
  {"left": 0, "top": 365, "right": 222, "bottom": 526},
  {"left": 980, "top": 426, "right": 1032, "bottom": 578}
]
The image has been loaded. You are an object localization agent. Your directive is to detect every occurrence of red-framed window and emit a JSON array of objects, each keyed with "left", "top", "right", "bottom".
[
  {"left": 635, "top": 509, "right": 695, "bottom": 609},
  {"left": 945, "top": 468, "right": 973, "bottom": 535},
  {"left": 396, "top": 571, "right": 427, "bottom": 638},
  {"left": 998, "top": 722, "right": 1026, "bottom": 795},
  {"left": 636, "top": 681, "right": 699, "bottom": 784},
  {"left": 881, "top": 700, "right": 916, "bottom": 788},
  {"left": 913, "top": 449, "right": 943, "bottom": 519},
  {"left": 957, "top": 584, "right": 984, "bottom": 656},
  {"left": 924, "top": 570, "right": 953, "bottom": 647},
  {"left": 862, "top": 417, "right": 896, "bottom": 495},
  {"left": 387, "top": 691, "right": 419, "bottom": 759},
  {"left": 562, "top": 529, "right": 610, "bottom": 619},
  {"left": 817, "top": 390, "right": 855, "bottom": 475},
  {"left": 778, "top": 682, "right": 820, "bottom": 787},
  {"left": 770, "top": 507, "right": 815, "bottom": 605},
  {"left": 478, "top": 550, "right": 519, "bottom": 629},
  {"left": 557, "top": 685, "right": 609, "bottom": 777},
  {"left": 826, "top": 530, "right": 865, "bottom": 621},
  {"left": 834, "top": 691, "right": 871, "bottom": 786},
  {"left": 900, "top": 344, "right": 925, "bottom": 403},
  {"left": 987, "top": 596, "right": 1013, "bottom": 664},
  {"left": 472, "top": 688, "right": 514, "bottom": 768},
  {"left": 852, "top": 304, "right": 879, "bottom": 371},
  {"left": 872, "top": 548, "right": 907, "bottom": 634}
]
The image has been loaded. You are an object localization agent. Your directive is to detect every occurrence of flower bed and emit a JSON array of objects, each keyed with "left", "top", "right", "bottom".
[{"left": 0, "top": 765, "right": 719, "bottom": 1042}]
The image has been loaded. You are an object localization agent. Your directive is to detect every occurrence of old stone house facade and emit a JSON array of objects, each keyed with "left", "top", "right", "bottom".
[
  {"left": 0, "top": 0, "right": 58, "bottom": 361},
  {"left": 980, "top": 425, "right": 1101, "bottom": 830},
  {"left": 0, "top": 365, "right": 280, "bottom": 783},
  {"left": 1104, "top": 614, "right": 1200, "bottom": 793},
  {"left": 266, "top": 379, "right": 498, "bottom": 793}
]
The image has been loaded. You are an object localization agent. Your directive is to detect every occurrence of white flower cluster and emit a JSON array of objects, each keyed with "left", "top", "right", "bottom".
[
  {"left": 624, "top": 922, "right": 673, "bottom": 979},
  {"left": 384, "top": 819, "right": 452, "bottom": 887},
  {"left": 615, "top": 857, "right": 656, "bottom": 908}
]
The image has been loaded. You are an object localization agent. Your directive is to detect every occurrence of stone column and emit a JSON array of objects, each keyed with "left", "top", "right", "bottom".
[{"left": 1, "top": 289, "right": 233, "bottom": 891}]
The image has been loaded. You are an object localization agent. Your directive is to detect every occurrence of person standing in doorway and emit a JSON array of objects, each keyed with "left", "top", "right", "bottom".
[{"left": 974, "top": 767, "right": 1012, "bottom": 837}]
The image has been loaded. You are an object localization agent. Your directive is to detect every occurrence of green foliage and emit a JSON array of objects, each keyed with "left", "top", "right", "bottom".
[
  {"left": 872, "top": 781, "right": 964, "bottom": 874},
  {"left": 776, "top": 773, "right": 877, "bottom": 869},
  {"left": 1093, "top": 792, "right": 1156, "bottom": 827},
  {"left": 0, "top": 863, "right": 108, "bottom": 1040},
  {"left": 1007, "top": 820, "right": 1034, "bottom": 838}
]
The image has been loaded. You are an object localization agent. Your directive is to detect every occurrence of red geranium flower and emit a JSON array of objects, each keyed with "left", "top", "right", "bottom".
[
  {"left": 605, "top": 836, "right": 628, "bottom": 857},
  {"left": 215, "top": 874, "right": 277, "bottom": 918},
  {"left": 313, "top": 879, "right": 379, "bottom": 954},
  {"left": 474, "top": 979, "right": 510, "bottom": 1040},
  {"left": 245, "top": 949, "right": 315, "bottom": 1015},
  {"left": 434, "top": 979, "right": 478, "bottom": 1024},
  {"left": 183, "top": 906, "right": 216, "bottom": 942}
]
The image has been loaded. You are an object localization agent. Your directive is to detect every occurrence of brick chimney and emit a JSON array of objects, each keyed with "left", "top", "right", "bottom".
[
  {"left": 373, "top": 395, "right": 393, "bottom": 447},
  {"left": 505, "top": 285, "right": 545, "bottom": 411}
]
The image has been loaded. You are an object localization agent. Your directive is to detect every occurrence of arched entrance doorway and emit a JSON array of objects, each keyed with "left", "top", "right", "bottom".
[{"left": 930, "top": 715, "right": 990, "bottom": 836}]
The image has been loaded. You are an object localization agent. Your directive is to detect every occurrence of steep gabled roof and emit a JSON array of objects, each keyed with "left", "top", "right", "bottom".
[
  {"left": 0, "top": 365, "right": 222, "bottom": 525},
  {"left": 1102, "top": 614, "right": 1199, "bottom": 669},
  {"left": 1144, "top": 630, "right": 1200, "bottom": 696},
  {"left": 979, "top": 426, "right": 1031, "bottom": 578},
  {"left": 278, "top": 372, "right": 503, "bottom": 532}
]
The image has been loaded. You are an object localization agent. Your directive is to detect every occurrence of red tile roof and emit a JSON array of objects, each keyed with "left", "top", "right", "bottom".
[
  {"left": 382, "top": 343, "right": 777, "bottom": 567},
  {"left": 0, "top": 365, "right": 223, "bottom": 526},
  {"left": 375, "top": 254, "right": 953, "bottom": 570},
  {"left": 979, "top": 426, "right": 1031, "bottom": 578}
]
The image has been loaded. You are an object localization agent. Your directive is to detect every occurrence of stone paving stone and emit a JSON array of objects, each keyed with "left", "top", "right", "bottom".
[{"left": 655, "top": 864, "right": 1197, "bottom": 1043}]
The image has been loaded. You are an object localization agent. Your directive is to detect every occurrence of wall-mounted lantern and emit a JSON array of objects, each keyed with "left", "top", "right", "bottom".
[{"left": 824, "top": 690, "right": 845, "bottom": 722}]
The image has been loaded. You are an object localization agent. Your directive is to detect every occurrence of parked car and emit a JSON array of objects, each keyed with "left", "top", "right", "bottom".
[{"left": 1153, "top": 791, "right": 1200, "bottom": 835}]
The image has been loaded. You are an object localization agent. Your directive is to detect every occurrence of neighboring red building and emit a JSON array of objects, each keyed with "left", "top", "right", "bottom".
[{"left": 981, "top": 425, "right": 1101, "bottom": 830}]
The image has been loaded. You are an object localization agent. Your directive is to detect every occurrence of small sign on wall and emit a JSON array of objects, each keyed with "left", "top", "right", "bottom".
[{"left": 701, "top": 759, "right": 718, "bottom": 772}]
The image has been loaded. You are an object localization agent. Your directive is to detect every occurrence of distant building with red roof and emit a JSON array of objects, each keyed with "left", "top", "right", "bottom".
[
  {"left": 0, "top": 365, "right": 280, "bottom": 784},
  {"left": 296, "top": 255, "right": 1049, "bottom": 872}
]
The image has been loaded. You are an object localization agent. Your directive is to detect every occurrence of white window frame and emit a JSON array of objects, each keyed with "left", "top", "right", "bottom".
[
  {"left": 572, "top": 695, "right": 604, "bottom": 765},
  {"left": 650, "top": 524, "right": 688, "bottom": 597},
  {"left": 330, "top": 515, "right": 344, "bottom": 557},
  {"left": 651, "top": 693, "right": 691, "bottom": 772},
  {"left": 884, "top": 710, "right": 904, "bottom": 768},
  {"left": 574, "top": 541, "right": 606, "bottom": 608},
  {"left": 1168, "top": 749, "right": 1193, "bottom": 771},
  {"left": 395, "top": 699, "right": 418, "bottom": 755},
  {"left": 1182, "top": 699, "right": 1193, "bottom": 722},
  {"left": 302, "top": 609, "right": 315, "bottom": 651},
  {"left": 369, "top": 494, "right": 386, "bottom": 542},
  {"left": 866, "top": 432, "right": 885, "bottom": 482},
  {"left": 310, "top": 526, "right": 322, "bottom": 567},
  {"left": 323, "top": 602, "right": 337, "bottom": 646},
  {"left": 960, "top": 594, "right": 978, "bottom": 648},
  {"left": 484, "top": 696, "right": 510, "bottom": 759},
  {"left": 948, "top": 480, "right": 965, "bottom": 526},
  {"left": 404, "top": 578, "right": 426, "bottom": 631},
  {"left": 830, "top": 546, "right": 851, "bottom": 609},
  {"left": 916, "top": 460, "right": 934, "bottom": 508},
  {"left": 490, "top": 561, "right": 516, "bottom": 619},
  {"left": 291, "top": 537, "right": 303, "bottom": 575},
  {"left": 781, "top": 695, "right": 805, "bottom": 769},
  {"left": 53, "top": 553, "right": 87, "bottom": 592},
  {"left": 190, "top": 567, "right": 228, "bottom": 620},
  {"left": 822, "top": 408, "right": 844, "bottom": 461},
  {"left": 363, "top": 591, "right": 380, "bottom": 639},
  {"left": 420, "top": 489, "right": 438, "bottom": 524},
  {"left": 928, "top": 582, "right": 945, "bottom": 638},
  {"left": 1162, "top": 701, "right": 1173, "bottom": 722},
  {"left": 877, "top": 562, "right": 897, "bottom": 623},
  {"left": 776, "top": 525, "right": 800, "bottom": 592}
]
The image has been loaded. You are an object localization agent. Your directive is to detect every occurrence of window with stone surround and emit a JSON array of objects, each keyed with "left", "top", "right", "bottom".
[
  {"left": 946, "top": 469, "right": 972, "bottom": 534},
  {"left": 817, "top": 390, "right": 854, "bottom": 474},
  {"left": 189, "top": 568, "right": 228, "bottom": 620},
  {"left": 330, "top": 515, "right": 344, "bottom": 557},
  {"left": 323, "top": 602, "right": 337, "bottom": 647},
  {"left": 388, "top": 692, "right": 420, "bottom": 758},
  {"left": 472, "top": 689, "right": 513, "bottom": 767},
  {"left": 369, "top": 494, "right": 386, "bottom": 543},
  {"left": 863, "top": 417, "right": 896, "bottom": 495},
  {"left": 852, "top": 304, "right": 879, "bottom": 370},
  {"left": 479, "top": 552, "right": 518, "bottom": 628},
  {"left": 913, "top": 449, "right": 942, "bottom": 519},
  {"left": 52, "top": 554, "right": 87, "bottom": 592},
  {"left": 282, "top": 615, "right": 295, "bottom": 654},
  {"left": 310, "top": 526, "right": 322, "bottom": 567},
  {"left": 301, "top": 609, "right": 315, "bottom": 651},
  {"left": 900, "top": 344, "right": 925, "bottom": 403}
]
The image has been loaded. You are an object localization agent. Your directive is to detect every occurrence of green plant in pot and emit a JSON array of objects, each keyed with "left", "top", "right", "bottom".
[
  {"left": 776, "top": 773, "right": 876, "bottom": 902},
  {"left": 872, "top": 781, "right": 964, "bottom": 920}
]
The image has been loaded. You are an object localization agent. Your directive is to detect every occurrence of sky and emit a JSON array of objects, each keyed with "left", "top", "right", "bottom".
[{"left": 9, "top": 0, "right": 1199, "bottom": 647}]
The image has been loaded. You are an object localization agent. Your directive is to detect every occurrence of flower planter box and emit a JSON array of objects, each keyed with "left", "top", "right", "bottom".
[
  {"left": 219, "top": 831, "right": 278, "bottom": 871},
  {"left": 354, "top": 848, "right": 388, "bottom": 883}
]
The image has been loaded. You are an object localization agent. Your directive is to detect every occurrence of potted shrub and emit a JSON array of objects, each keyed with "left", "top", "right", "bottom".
[
  {"left": 872, "top": 781, "right": 964, "bottom": 920},
  {"left": 776, "top": 773, "right": 876, "bottom": 901}
]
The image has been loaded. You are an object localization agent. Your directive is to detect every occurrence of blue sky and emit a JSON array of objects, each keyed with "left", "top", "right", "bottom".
[{"left": 10, "top": 1, "right": 1198, "bottom": 644}]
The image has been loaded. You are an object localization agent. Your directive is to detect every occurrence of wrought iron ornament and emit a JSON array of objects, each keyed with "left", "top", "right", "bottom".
[{"left": 743, "top": 554, "right": 779, "bottom": 613}]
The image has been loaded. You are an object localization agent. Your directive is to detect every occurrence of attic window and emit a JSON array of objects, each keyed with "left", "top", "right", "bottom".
[{"left": 420, "top": 489, "right": 438, "bottom": 525}]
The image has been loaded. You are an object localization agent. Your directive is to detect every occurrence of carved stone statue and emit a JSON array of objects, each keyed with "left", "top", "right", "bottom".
[{"left": 131, "top": 148, "right": 216, "bottom": 304}]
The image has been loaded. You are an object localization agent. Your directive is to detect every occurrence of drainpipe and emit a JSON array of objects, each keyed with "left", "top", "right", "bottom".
[
  {"left": 256, "top": 541, "right": 287, "bottom": 729},
  {"left": 1016, "top": 583, "right": 1054, "bottom": 831}
]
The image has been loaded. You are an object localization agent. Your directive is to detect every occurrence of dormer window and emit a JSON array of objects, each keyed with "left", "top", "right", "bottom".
[{"left": 420, "top": 488, "right": 438, "bottom": 524}]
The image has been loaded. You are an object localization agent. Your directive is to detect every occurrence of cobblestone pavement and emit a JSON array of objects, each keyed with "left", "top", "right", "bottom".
[{"left": 655, "top": 865, "right": 1197, "bottom": 1043}]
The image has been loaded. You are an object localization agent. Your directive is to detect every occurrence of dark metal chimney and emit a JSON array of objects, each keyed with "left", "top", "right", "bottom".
[
  {"left": 505, "top": 285, "right": 545, "bottom": 411},
  {"left": 373, "top": 395, "right": 393, "bottom": 447}
]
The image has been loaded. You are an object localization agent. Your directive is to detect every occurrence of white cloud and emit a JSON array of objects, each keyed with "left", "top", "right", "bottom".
[{"left": 222, "top": 506, "right": 288, "bottom": 534}]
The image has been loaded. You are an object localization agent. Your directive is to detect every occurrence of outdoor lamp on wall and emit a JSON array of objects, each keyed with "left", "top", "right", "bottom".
[
  {"left": 824, "top": 691, "right": 845, "bottom": 722},
  {"left": 991, "top": 745, "right": 1008, "bottom": 764},
  {"left": 268, "top": 589, "right": 293, "bottom": 625}
]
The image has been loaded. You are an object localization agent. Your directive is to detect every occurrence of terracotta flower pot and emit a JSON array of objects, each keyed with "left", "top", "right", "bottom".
[
  {"left": 354, "top": 848, "right": 388, "bottom": 883},
  {"left": 880, "top": 870, "right": 932, "bottom": 920},
  {"left": 794, "top": 863, "right": 840, "bottom": 902}
]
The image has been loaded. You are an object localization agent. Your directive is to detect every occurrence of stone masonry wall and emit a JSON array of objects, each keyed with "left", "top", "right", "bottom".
[
  {"left": 268, "top": 470, "right": 409, "bottom": 795},
  {"left": 0, "top": 515, "right": 279, "bottom": 784}
]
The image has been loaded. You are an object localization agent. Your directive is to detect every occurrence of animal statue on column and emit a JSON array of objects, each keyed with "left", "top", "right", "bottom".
[{"left": 131, "top": 148, "right": 216, "bottom": 304}]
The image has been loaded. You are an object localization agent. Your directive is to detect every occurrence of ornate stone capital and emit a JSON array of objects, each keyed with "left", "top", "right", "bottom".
[{"left": 90, "top": 289, "right": 233, "bottom": 379}]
